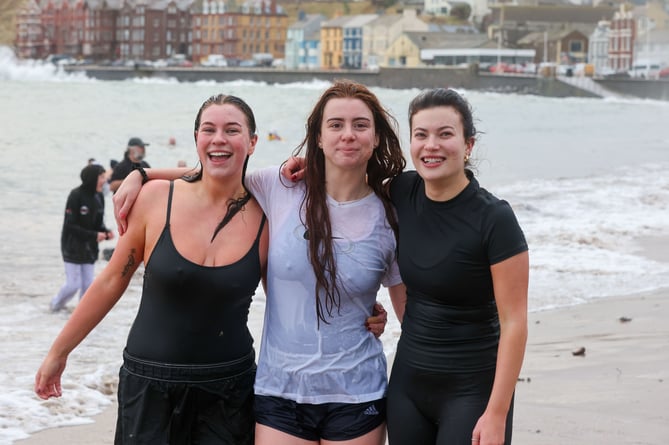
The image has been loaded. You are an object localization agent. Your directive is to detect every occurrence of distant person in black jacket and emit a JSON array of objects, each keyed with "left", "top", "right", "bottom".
[
  {"left": 50, "top": 164, "right": 114, "bottom": 312},
  {"left": 109, "top": 137, "right": 150, "bottom": 193}
]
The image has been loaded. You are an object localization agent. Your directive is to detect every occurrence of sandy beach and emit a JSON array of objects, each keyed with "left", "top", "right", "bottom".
[{"left": 17, "top": 285, "right": 668, "bottom": 445}]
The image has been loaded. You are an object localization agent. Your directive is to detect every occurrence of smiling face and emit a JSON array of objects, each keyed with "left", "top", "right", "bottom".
[
  {"left": 195, "top": 103, "right": 257, "bottom": 181},
  {"left": 410, "top": 105, "right": 473, "bottom": 187},
  {"left": 318, "top": 97, "right": 379, "bottom": 173}
]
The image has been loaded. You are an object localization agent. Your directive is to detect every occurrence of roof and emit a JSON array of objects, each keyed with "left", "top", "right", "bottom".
[
  {"left": 367, "top": 13, "right": 402, "bottom": 28},
  {"left": 402, "top": 31, "right": 490, "bottom": 50},
  {"left": 343, "top": 14, "right": 378, "bottom": 28},
  {"left": 518, "top": 27, "right": 589, "bottom": 45},
  {"left": 490, "top": 5, "right": 617, "bottom": 24},
  {"left": 288, "top": 13, "right": 325, "bottom": 30},
  {"left": 322, "top": 15, "right": 354, "bottom": 28}
]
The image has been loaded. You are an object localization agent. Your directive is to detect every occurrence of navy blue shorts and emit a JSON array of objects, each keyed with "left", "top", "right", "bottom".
[
  {"left": 115, "top": 349, "right": 256, "bottom": 445},
  {"left": 254, "top": 394, "right": 386, "bottom": 441}
]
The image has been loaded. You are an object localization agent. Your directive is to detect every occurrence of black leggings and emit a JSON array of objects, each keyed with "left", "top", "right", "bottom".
[{"left": 386, "top": 360, "right": 513, "bottom": 445}]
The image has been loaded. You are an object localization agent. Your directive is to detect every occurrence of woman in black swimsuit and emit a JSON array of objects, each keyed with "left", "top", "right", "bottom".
[{"left": 35, "top": 94, "right": 268, "bottom": 444}]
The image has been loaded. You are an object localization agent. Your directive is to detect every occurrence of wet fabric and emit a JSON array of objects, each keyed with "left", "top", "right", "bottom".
[
  {"left": 246, "top": 167, "right": 401, "bottom": 404},
  {"left": 115, "top": 350, "right": 256, "bottom": 445},
  {"left": 125, "top": 181, "right": 265, "bottom": 364},
  {"left": 254, "top": 394, "right": 385, "bottom": 441}
]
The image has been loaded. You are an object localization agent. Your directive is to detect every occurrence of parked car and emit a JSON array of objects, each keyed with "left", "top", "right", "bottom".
[
  {"left": 167, "top": 54, "right": 193, "bottom": 67},
  {"left": 201, "top": 54, "right": 228, "bottom": 67},
  {"left": 629, "top": 61, "right": 663, "bottom": 79},
  {"left": 45, "top": 54, "right": 76, "bottom": 66}
]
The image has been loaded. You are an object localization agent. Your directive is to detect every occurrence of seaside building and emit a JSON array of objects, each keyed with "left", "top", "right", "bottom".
[
  {"left": 363, "top": 9, "right": 428, "bottom": 69},
  {"left": 488, "top": 4, "right": 617, "bottom": 48},
  {"left": 190, "top": 0, "right": 287, "bottom": 64},
  {"left": 284, "top": 12, "right": 324, "bottom": 69},
  {"left": 83, "top": 0, "right": 121, "bottom": 61},
  {"left": 14, "top": 0, "right": 44, "bottom": 59},
  {"left": 608, "top": 4, "right": 634, "bottom": 72},
  {"left": 320, "top": 15, "right": 351, "bottom": 69},
  {"left": 15, "top": 0, "right": 644, "bottom": 75},
  {"left": 391, "top": 31, "right": 535, "bottom": 68},
  {"left": 342, "top": 14, "right": 377, "bottom": 69},
  {"left": 116, "top": 0, "right": 192, "bottom": 61},
  {"left": 589, "top": 20, "right": 611, "bottom": 76},
  {"left": 632, "top": 3, "right": 669, "bottom": 69},
  {"left": 517, "top": 27, "right": 589, "bottom": 65}
]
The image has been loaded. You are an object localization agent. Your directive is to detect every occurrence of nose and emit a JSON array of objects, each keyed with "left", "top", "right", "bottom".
[
  {"left": 341, "top": 123, "right": 356, "bottom": 140},
  {"left": 212, "top": 129, "right": 227, "bottom": 144},
  {"left": 424, "top": 134, "right": 439, "bottom": 149}
]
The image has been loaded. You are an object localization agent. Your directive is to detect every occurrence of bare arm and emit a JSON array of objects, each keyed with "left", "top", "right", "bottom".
[
  {"left": 113, "top": 167, "right": 191, "bottom": 234},
  {"left": 472, "top": 251, "right": 529, "bottom": 444},
  {"left": 34, "top": 207, "right": 147, "bottom": 400},
  {"left": 388, "top": 282, "right": 407, "bottom": 324}
]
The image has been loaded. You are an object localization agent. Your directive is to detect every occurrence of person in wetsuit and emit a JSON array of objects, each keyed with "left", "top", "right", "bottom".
[
  {"left": 386, "top": 88, "right": 529, "bottom": 445},
  {"left": 50, "top": 163, "right": 114, "bottom": 312},
  {"left": 35, "top": 94, "right": 268, "bottom": 444}
]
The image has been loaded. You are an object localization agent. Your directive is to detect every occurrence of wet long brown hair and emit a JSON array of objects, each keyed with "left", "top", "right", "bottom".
[{"left": 293, "top": 79, "right": 406, "bottom": 325}]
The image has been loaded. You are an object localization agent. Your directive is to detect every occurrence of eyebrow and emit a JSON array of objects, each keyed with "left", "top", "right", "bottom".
[
  {"left": 326, "top": 116, "right": 372, "bottom": 123},
  {"left": 200, "top": 120, "right": 243, "bottom": 127},
  {"left": 413, "top": 124, "right": 455, "bottom": 132}
]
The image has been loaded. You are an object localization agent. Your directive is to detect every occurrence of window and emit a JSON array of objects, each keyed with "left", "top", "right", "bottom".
[{"left": 568, "top": 40, "right": 583, "bottom": 53}]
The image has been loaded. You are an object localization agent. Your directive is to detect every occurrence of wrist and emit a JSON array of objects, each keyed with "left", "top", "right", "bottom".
[{"left": 135, "top": 165, "right": 149, "bottom": 185}]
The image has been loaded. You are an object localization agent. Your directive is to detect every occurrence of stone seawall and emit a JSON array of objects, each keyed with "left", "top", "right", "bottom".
[{"left": 65, "top": 65, "right": 668, "bottom": 101}]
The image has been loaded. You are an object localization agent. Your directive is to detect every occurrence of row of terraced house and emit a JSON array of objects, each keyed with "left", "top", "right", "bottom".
[
  {"left": 14, "top": 0, "right": 669, "bottom": 73},
  {"left": 14, "top": 0, "right": 289, "bottom": 64}
]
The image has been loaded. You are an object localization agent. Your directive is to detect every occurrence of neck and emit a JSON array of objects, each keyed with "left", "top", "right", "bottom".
[
  {"left": 325, "top": 167, "right": 371, "bottom": 203},
  {"left": 424, "top": 172, "right": 470, "bottom": 202},
  {"left": 198, "top": 175, "right": 246, "bottom": 204}
]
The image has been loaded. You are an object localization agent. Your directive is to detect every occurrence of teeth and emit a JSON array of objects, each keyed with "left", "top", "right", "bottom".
[
  {"left": 210, "top": 152, "right": 231, "bottom": 158},
  {"left": 423, "top": 157, "right": 443, "bottom": 164}
]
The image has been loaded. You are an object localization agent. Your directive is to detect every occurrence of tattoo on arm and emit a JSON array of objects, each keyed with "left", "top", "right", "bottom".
[{"left": 121, "top": 249, "right": 136, "bottom": 277}]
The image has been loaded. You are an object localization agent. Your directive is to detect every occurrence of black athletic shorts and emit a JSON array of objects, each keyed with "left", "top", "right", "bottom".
[
  {"left": 115, "top": 349, "right": 256, "bottom": 445},
  {"left": 254, "top": 394, "right": 386, "bottom": 441}
]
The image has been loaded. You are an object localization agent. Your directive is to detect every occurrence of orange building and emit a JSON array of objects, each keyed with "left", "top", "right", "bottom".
[
  {"left": 320, "top": 15, "right": 350, "bottom": 69},
  {"left": 191, "top": 0, "right": 287, "bottom": 65}
]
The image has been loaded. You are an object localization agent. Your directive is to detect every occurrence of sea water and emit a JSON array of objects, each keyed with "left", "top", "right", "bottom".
[{"left": 1, "top": 46, "right": 669, "bottom": 443}]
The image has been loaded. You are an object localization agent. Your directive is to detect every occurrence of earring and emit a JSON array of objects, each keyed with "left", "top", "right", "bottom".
[{"left": 464, "top": 153, "right": 470, "bottom": 163}]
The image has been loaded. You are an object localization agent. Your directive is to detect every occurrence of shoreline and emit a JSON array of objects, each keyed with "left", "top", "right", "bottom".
[
  {"left": 63, "top": 65, "right": 669, "bottom": 101},
  {"left": 17, "top": 287, "right": 669, "bottom": 445}
]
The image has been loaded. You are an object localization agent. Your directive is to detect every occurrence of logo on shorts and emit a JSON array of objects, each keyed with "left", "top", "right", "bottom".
[{"left": 363, "top": 404, "right": 379, "bottom": 416}]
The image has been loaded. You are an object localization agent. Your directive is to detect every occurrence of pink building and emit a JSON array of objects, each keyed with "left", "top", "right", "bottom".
[
  {"left": 609, "top": 5, "right": 635, "bottom": 72},
  {"left": 15, "top": 0, "right": 45, "bottom": 59}
]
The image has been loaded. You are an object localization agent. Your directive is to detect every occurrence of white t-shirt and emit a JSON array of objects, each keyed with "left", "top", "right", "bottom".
[{"left": 246, "top": 166, "right": 402, "bottom": 404}]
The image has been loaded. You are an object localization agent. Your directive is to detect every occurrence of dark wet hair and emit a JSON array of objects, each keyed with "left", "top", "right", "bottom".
[
  {"left": 187, "top": 93, "right": 257, "bottom": 242},
  {"left": 292, "top": 79, "right": 406, "bottom": 325},
  {"left": 193, "top": 94, "right": 257, "bottom": 138},
  {"left": 80, "top": 164, "right": 105, "bottom": 194},
  {"left": 408, "top": 88, "right": 477, "bottom": 142}
]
